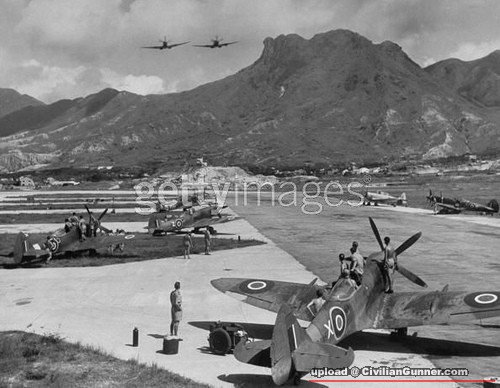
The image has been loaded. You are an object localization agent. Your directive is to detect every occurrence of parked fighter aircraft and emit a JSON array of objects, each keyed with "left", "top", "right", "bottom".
[
  {"left": 141, "top": 36, "right": 189, "bottom": 50},
  {"left": 148, "top": 197, "right": 237, "bottom": 235},
  {"left": 193, "top": 36, "right": 238, "bottom": 48},
  {"left": 426, "top": 189, "right": 499, "bottom": 215},
  {"left": 46, "top": 177, "right": 80, "bottom": 186},
  {"left": 10, "top": 206, "right": 134, "bottom": 265},
  {"left": 210, "top": 217, "right": 500, "bottom": 385},
  {"left": 363, "top": 191, "right": 407, "bottom": 206}
]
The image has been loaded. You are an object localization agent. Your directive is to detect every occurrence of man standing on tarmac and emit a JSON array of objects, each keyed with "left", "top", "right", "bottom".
[
  {"left": 170, "top": 281, "right": 182, "bottom": 338},
  {"left": 382, "top": 236, "right": 397, "bottom": 293},
  {"left": 183, "top": 233, "right": 193, "bottom": 260},
  {"left": 203, "top": 229, "right": 211, "bottom": 255}
]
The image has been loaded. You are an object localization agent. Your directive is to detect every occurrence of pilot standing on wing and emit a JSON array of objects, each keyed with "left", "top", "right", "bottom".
[{"left": 382, "top": 236, "right": 397, "bottom": 293}]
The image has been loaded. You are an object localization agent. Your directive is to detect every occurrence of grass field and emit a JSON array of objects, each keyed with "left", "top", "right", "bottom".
[
  {"left": 0, "top": 331, "right": 211, "bottom": 388},
  {"left": 0, "top": 233, "right": 265, "bottom": 267}
]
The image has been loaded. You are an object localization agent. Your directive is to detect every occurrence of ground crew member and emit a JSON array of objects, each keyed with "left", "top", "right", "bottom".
[
  {"left": 69, "top": 212, "right": 79, "bottom": 226},
  {"left": 78, "top": 215, "right": 86, "bottom": 241},
  {"left": 183, "top": 233, "right": 193, "bottom": 260},
  {"left": 383, "top": 236, "right": 397, "bottom": 293},
  {"left": 204, "top": 229, "right": 211, "bottom": 255},
  {"left": 350, "top": 247, "right": 364, "bottom": 286},
  {"left": 307, "top": 289, "right": 325, "bottom": 317},
  {"left": 64, "top": 218, "right": 72, "bottom": 233},
  {"left": 170, "top": 281, "right": 182, "bottom": 337}
]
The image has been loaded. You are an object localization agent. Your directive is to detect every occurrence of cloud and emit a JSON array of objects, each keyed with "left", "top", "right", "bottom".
[
  {"left": 100, "top": 68, "right": 168, "bottom": 95},
  {"left": 2, "top": 0, "right": 500, "bottom": 101}
]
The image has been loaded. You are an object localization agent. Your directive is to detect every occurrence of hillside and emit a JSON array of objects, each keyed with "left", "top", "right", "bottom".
[
  {"left": 0, "top": 88, "right": 43, "bottom": 123},
  {"left": 1, "top": 29, "right": 500, "bottom": 172}
]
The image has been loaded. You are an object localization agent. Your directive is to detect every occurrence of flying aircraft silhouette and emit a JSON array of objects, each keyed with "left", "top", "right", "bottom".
[
  {"left": 142, "top": 36, "right": 189, "bottom": 50},
  {"left": 193, "top": 35, "right": 238, "bottom": 48},
  {"left": 208, "top": 217, "right": 500, "bottom": 385}
]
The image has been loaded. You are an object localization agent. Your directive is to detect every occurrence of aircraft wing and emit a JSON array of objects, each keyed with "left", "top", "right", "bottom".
[
  {"left": 211, "top": 278, "right": 320, "bottom": 321},
  {"left": 373, "top": 290, "right": 500, "bottom": 329},
  {"left": 62, "top": 234, "right": 135, "bottom": 252},
  {"left": 192, "top": 44, "right": 213, "bottom": 48},
  {"left": 190, "top": 215, "right": 239, "bottom": 229},
  {"left": 435, "top": 202, "right": 462, "bottom": 214},
  {"left": 141, "top": 46, "right": 163, "bottom": 49},
  {"left": 221, "top": 41, "right": 238, "bottom": 46},
  {"left": 169, "top": 41, "right": 189, "bottom": 48}
]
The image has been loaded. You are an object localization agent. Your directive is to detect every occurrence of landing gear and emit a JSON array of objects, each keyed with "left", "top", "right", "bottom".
[
  {"left": 293, "top": 372, "right": 302, "bottom": 386},
  {"left": 208, "top": 226, "right": 217, "bottom": 235}
]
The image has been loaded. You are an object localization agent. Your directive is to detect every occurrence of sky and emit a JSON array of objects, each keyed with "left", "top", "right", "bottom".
[{"left": 1, "top": 0, "right": 500, "bottom": 103}]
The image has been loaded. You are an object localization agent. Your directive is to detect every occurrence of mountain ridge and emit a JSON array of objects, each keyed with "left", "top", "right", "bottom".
[{"left": 1, "top": 29, "right": 500, "bottom": 173}]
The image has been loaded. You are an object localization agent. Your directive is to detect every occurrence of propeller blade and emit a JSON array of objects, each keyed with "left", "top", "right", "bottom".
[
  {"left": 396, "top": 264, "right": 428, "bottom": 288},
  {"left": 99, "top": 224, "right": 112, "bottom": 234},
  {"left": 395, "top": 232, "right": 422, "bottom": 256},
  {"left": 84, "top": 204, "right": 91, "bottom": 216},
  {"left": 98, "top": 208, "right": 109, "bottom": 221},
  {"left": 369, "top": 217, "right": 384, "bottom": 251}
]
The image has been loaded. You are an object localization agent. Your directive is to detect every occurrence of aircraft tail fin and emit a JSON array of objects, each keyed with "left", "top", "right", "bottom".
[
  {"left": 397, "top": 192, "right": 407, "bottom": 206},
  {"left": 487, "top": 199, "right": 499, "bottom": 213},
  {"left": 270, "top": 304, "right": 354, "bottom": 385}
]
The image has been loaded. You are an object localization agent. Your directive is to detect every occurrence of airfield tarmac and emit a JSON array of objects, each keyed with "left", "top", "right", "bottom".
[{"left": 1, "top": 188, "right": 500, "bottom": 387}]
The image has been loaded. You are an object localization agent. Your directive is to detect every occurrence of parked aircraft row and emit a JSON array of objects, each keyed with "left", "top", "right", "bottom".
[{"left": 142, "top": 36, "right": 237, "bottom": 50}]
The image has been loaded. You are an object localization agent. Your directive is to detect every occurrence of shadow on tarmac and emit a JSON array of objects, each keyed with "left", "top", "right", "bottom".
[
  {"left": 218, "top": 374, "right": 327, "bottom": 387},
  {"left": 340, "top": 331, "right": 500, "bottom": 357}
]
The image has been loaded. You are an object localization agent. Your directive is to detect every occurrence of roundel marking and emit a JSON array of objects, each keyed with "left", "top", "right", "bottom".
[
  {"left": 174, "top": 219, "right": 183, "bottom": 229},
  {"left": 125, "top": 234, "right": 135, "bottom": 240},
  {"left": 464, "top": 292, "right": 500, "bottom": 308},
  {"left": 239, "top": 279, "right": 275, "bottom": 294},
  {"left": 329, "top": 306, "right": 347, "bottom": 340},
  {"left": 47, "top": 236, "right": 60, "bottom": 252}
]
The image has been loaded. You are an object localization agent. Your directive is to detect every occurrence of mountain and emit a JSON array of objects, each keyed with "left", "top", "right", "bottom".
[
  {"left": 0, "top": 88, "right": 44, "bottom": 120},
  {"left": 426, "top": 51, "right": 500, "bottom": 108},
  {"left": 1, "top": 29, "right": 500, "bottom": 173}
]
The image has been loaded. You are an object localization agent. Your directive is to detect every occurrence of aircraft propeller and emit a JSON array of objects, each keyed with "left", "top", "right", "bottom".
[
  {"left": 84, "top": 205, "right": 112, "bottom": 234},
  {"left": 368, "top": 217, "right": 427, "bottom": 288}
]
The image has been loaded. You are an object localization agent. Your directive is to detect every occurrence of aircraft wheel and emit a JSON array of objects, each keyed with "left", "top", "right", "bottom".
[
  {"left": 209, "top": 328, "right": 231, "bottom": 355},
  {"left": 293, "top": 372, "right": 302, "bottom": 386},
  {"left": 208, "top": 226, "right": 216, "bottom": 235}
]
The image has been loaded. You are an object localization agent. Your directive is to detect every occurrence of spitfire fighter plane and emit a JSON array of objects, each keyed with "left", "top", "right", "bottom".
[
  {"left": 148, "top": 196, "right": 237, "bottom": 235},
  {"left": 10, "top": 206, "right": 134, "bottom": 265},
  {"left": 193, "top": 36, "right": 238, "bottom": 48},
  {"left": 426, "top": 189, "right": 499, "bottom": 215},
  {"left": 363, "top": 191, "right": 407, "bottom": 207},
  {"left": 209, "top": 218, "right": 500, "bottom": 385},
  {"left": 142, "top": 36, "right": 190, "bottom": 50}
]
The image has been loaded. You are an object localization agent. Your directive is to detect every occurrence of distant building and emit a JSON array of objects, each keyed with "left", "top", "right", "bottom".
[{"left": 19, "top": 176, "right": 35, "bottom": 189}]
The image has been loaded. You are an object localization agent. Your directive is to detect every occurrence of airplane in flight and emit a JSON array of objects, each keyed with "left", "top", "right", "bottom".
[
  {"left": 8, "top": 205, "right": 134, "bottom": 265},
  {"left": 46, "top": 177, "right": 80, "bottom": 186},
  {"left": 426, "top": 189, "right": 499, "bottom": 215},
  {"left": 208, "top": 217, "right": 500, "bottom": 385},
  {"left": 363, "top": 191, "right": 407, "bottom": 207},
  {"left": 193, "top": 36, "right": 238, "bottom": 48},
  {"left": 147, "top": 196, "right": 237, "bottom": 235},
  {"left": 141, "top": 36, "right": 190, "bottom": 50}
]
